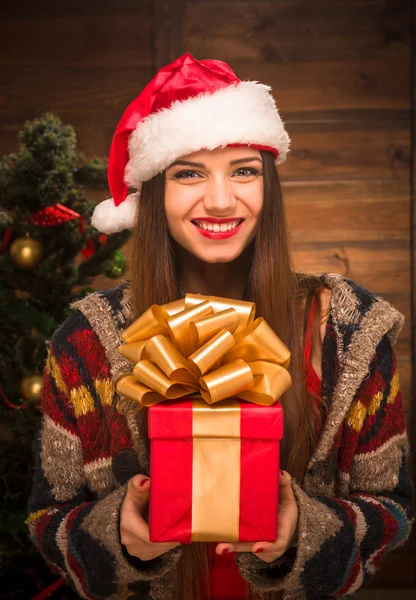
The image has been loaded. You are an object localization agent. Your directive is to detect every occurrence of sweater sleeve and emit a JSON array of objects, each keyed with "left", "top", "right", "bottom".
[
  {"left": 236, "top": 336, "right": 414, "bottom": 596},
  {"left": 27, "top": 313, "right": 182, "bottom": 600}
]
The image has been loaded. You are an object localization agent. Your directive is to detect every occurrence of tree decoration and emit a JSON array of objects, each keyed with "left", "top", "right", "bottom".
[
  {"left": 20, "top": 374, "right": 44, "bottom": 403},
  {"left": 105, "top": 248, "right": 127, "bottom": 279},
  {"left": 9, "top": 235, "right": 43, "bottom": 270},
  {"left": 0, "top": 113, "right": 130, "bottom": 597}
]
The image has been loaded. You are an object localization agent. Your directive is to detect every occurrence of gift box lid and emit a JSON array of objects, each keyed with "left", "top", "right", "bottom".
[{"left": 148, "top": 397, "right": 283, "bottom": 440}]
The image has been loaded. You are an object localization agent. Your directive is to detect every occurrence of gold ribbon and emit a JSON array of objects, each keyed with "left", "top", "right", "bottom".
[
  {"left": 191, "top": 397, "right": 241, "bottom": 541},
  {"left": 116, "top": 293, "right": 292, "bottom": 409}
]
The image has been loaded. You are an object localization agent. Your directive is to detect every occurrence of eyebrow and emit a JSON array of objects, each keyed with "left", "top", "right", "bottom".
[{"left": 168, "top": 157, "right": 262, "bottom": 169}]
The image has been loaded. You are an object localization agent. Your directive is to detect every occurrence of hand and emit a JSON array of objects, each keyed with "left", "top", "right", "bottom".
[
  {"left": 120, "top": 475, "right": 181, "bottom": 561},
  {"left": 215, "top": 470, "right": 298, "bottom": 563}
]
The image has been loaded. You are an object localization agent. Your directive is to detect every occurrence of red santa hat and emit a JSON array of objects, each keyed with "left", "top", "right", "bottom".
[{"left": 92, "top": 53, "right": 291, "bottom": 234}]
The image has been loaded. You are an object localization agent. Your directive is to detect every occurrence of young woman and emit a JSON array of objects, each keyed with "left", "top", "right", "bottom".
[{"left": 28, "top": 53, "right": 413, "bottom": 600}]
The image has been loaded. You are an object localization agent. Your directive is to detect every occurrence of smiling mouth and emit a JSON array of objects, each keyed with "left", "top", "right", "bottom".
[{"left": 191, "top": 219, "right": 244, "bottom": 232}]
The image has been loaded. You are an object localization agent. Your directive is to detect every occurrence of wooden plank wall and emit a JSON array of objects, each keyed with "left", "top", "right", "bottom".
[
  {"left": 0, "top": 0, "right": 154, "bottom": 157},
  {"left": 0, "top": 0, "right": 414, "bottom": 586}
]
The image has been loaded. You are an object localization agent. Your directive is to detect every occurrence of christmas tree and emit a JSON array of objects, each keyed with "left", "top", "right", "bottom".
[{"left": 0, "top": 114, "right": 130, "bottom": 598}]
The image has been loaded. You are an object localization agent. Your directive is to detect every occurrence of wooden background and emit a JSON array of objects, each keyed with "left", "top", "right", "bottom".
[{"left": 1, "top": 0, "right": 414, "bottom": 587}]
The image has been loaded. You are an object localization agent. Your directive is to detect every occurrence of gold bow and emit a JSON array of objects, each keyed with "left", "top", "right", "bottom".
[{"left": 116, "top": 293, "right": 292, "bottom": 408}]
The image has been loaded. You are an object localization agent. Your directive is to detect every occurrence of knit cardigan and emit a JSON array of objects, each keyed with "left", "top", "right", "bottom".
[{"left": 27, "top": 273, "right": 414, "bottom": 600}]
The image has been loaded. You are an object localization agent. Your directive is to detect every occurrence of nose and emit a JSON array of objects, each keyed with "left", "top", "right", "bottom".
[{"left": 203, "top": 175, "right": 237, "bottom": 214}]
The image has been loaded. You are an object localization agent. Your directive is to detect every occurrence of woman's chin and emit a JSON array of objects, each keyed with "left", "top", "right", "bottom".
[
  {"left": 176, "top": 235, "right": 251, "bottom": 264},
  {"left": 193, "top": 247, "right": 245, "bottom": 264}
]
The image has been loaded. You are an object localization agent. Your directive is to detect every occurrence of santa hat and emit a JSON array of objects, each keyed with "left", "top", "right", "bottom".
[{"left": 92, "top": 53, "right": 290, "bottom": 234}]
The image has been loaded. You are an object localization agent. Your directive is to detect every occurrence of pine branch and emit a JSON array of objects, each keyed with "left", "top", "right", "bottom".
[
  {"left": 74, "top": 156, "right": 108, "bottom": 189},
  {"left": 77, "top": 230, "right": 130, "bottom": 282}
]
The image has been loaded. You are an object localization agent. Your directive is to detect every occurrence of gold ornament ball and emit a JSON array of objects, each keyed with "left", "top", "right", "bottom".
[
  {"left": 20, "top": 374, "right": 44, "bottom": 403},
  {"left": 10, "top": 236, "right": 43, "bottom": 270}
]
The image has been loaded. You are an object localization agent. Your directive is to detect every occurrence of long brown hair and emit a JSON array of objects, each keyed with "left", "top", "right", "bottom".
[{"left": 130, "top": 151, "right": 322, "bottom": 600}]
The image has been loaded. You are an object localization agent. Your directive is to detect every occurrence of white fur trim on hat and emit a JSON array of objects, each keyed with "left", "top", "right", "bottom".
[
  {"left": 125, "top": 81, "right": 290, "bottom": 189},
  {"left": 91, "top": 192, "right": 139, "bottom": 234}
]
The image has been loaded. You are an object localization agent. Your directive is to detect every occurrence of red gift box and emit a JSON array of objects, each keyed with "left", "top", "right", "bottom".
[{"left": 148, "top": 396, "right": 283, "bottom": 544}]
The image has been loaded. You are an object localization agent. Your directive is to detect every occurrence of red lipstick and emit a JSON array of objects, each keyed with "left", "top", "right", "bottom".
[{"left": 191, "top": 218, "right": 244, "bottom": 240}]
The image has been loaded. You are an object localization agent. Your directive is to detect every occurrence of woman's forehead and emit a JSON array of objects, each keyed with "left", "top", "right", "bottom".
[{"left": 171, "top": 146, "right": 262, "bottom": 165}]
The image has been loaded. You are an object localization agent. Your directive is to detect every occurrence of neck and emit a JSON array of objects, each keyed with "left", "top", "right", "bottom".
[{"left": 177, "top": 248, "right": 249, "bottom": 300}]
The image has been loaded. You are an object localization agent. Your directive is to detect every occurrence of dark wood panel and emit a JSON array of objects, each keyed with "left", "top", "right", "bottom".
[
  {"left": 285, "top": 111, "right": 410, "bottom": 130},
  {"left": 0, "top": 14, "right": 152, "bottom": 67},
  {"left": 232, "top": 60, "right": 410, "bottom": 113},
  {"left": 278, "top": 127, "right": 410, "bottom": 181},
  {"left": 184, "top": 0, "right": 409, "bottom": 62},
  {"left": 283, "top": 112, "right": 412, "bottom": 144},
  {"left": 284, "top": 180, "right": 410, "bottom": 242},
  {"left": 0, "top": 67, "right": 153, "bottom": 123},
  {"left": 292, "top": 243, "right": 410, "bottom": 293},
  {"left": 153, "top": 0, "right": 185, "bottom": 69},
  {"left": 0, "top": 67, "right": 153, "bottom": 154},
  {"left": 0, "top": 0, "right": 151, "bottom": 18}
]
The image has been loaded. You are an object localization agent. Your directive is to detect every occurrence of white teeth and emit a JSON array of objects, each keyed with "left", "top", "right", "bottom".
[{"left": 194, "top": 220, "right": 241, "bottom": 232}]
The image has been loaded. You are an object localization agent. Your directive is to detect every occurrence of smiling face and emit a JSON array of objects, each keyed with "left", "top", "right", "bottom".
[{"left": 164, "top": 147, "right": 264, "bottom": 264}]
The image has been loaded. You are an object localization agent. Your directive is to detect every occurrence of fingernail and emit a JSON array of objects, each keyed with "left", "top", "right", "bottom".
[
  {"left": 255, "top": 548, "right": 264, "bottom": 554},
  {"left": 140, "top": 478, "right": 150, "bottom": 487},
  {"left": 221, "top": 548, "right": 229, "bottom": 555}
]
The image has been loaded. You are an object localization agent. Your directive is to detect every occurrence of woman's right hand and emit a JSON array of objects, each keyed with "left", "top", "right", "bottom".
[{"left": 120, "top": 474, "right": 181, "bottom": 561}]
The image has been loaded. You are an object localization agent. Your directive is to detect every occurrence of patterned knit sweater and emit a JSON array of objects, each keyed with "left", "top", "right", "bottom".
[{"left": 27, "top": 274, "right": 414, "bottom": 600}]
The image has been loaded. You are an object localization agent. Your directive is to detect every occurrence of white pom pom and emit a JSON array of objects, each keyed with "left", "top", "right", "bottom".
[{"left": 91, "top": 192, "right": 139, "bottom": 233}]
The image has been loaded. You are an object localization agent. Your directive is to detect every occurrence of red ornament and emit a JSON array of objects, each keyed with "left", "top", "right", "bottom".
[
  {"left": 81, "top": 232, "right": 108, "bottom": 260},
  {"left": 27, "top": 204, "right": 105, "bottom": 260},
  {"left": 0, "top": 226, "right": 13, "bottom": 255},
  {"left": 81, "top": 238, "right": 95, "bottom": 260},
  {"left": 0, "top": 383, "right": 27, "bottom": 410},
  {"left": 29, "top": 204, "right": 85, "bottom": 232}
]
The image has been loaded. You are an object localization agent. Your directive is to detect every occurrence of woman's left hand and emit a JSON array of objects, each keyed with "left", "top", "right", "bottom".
[{"left": 215, "top": 470, "right": 298, "bottom": 563}]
